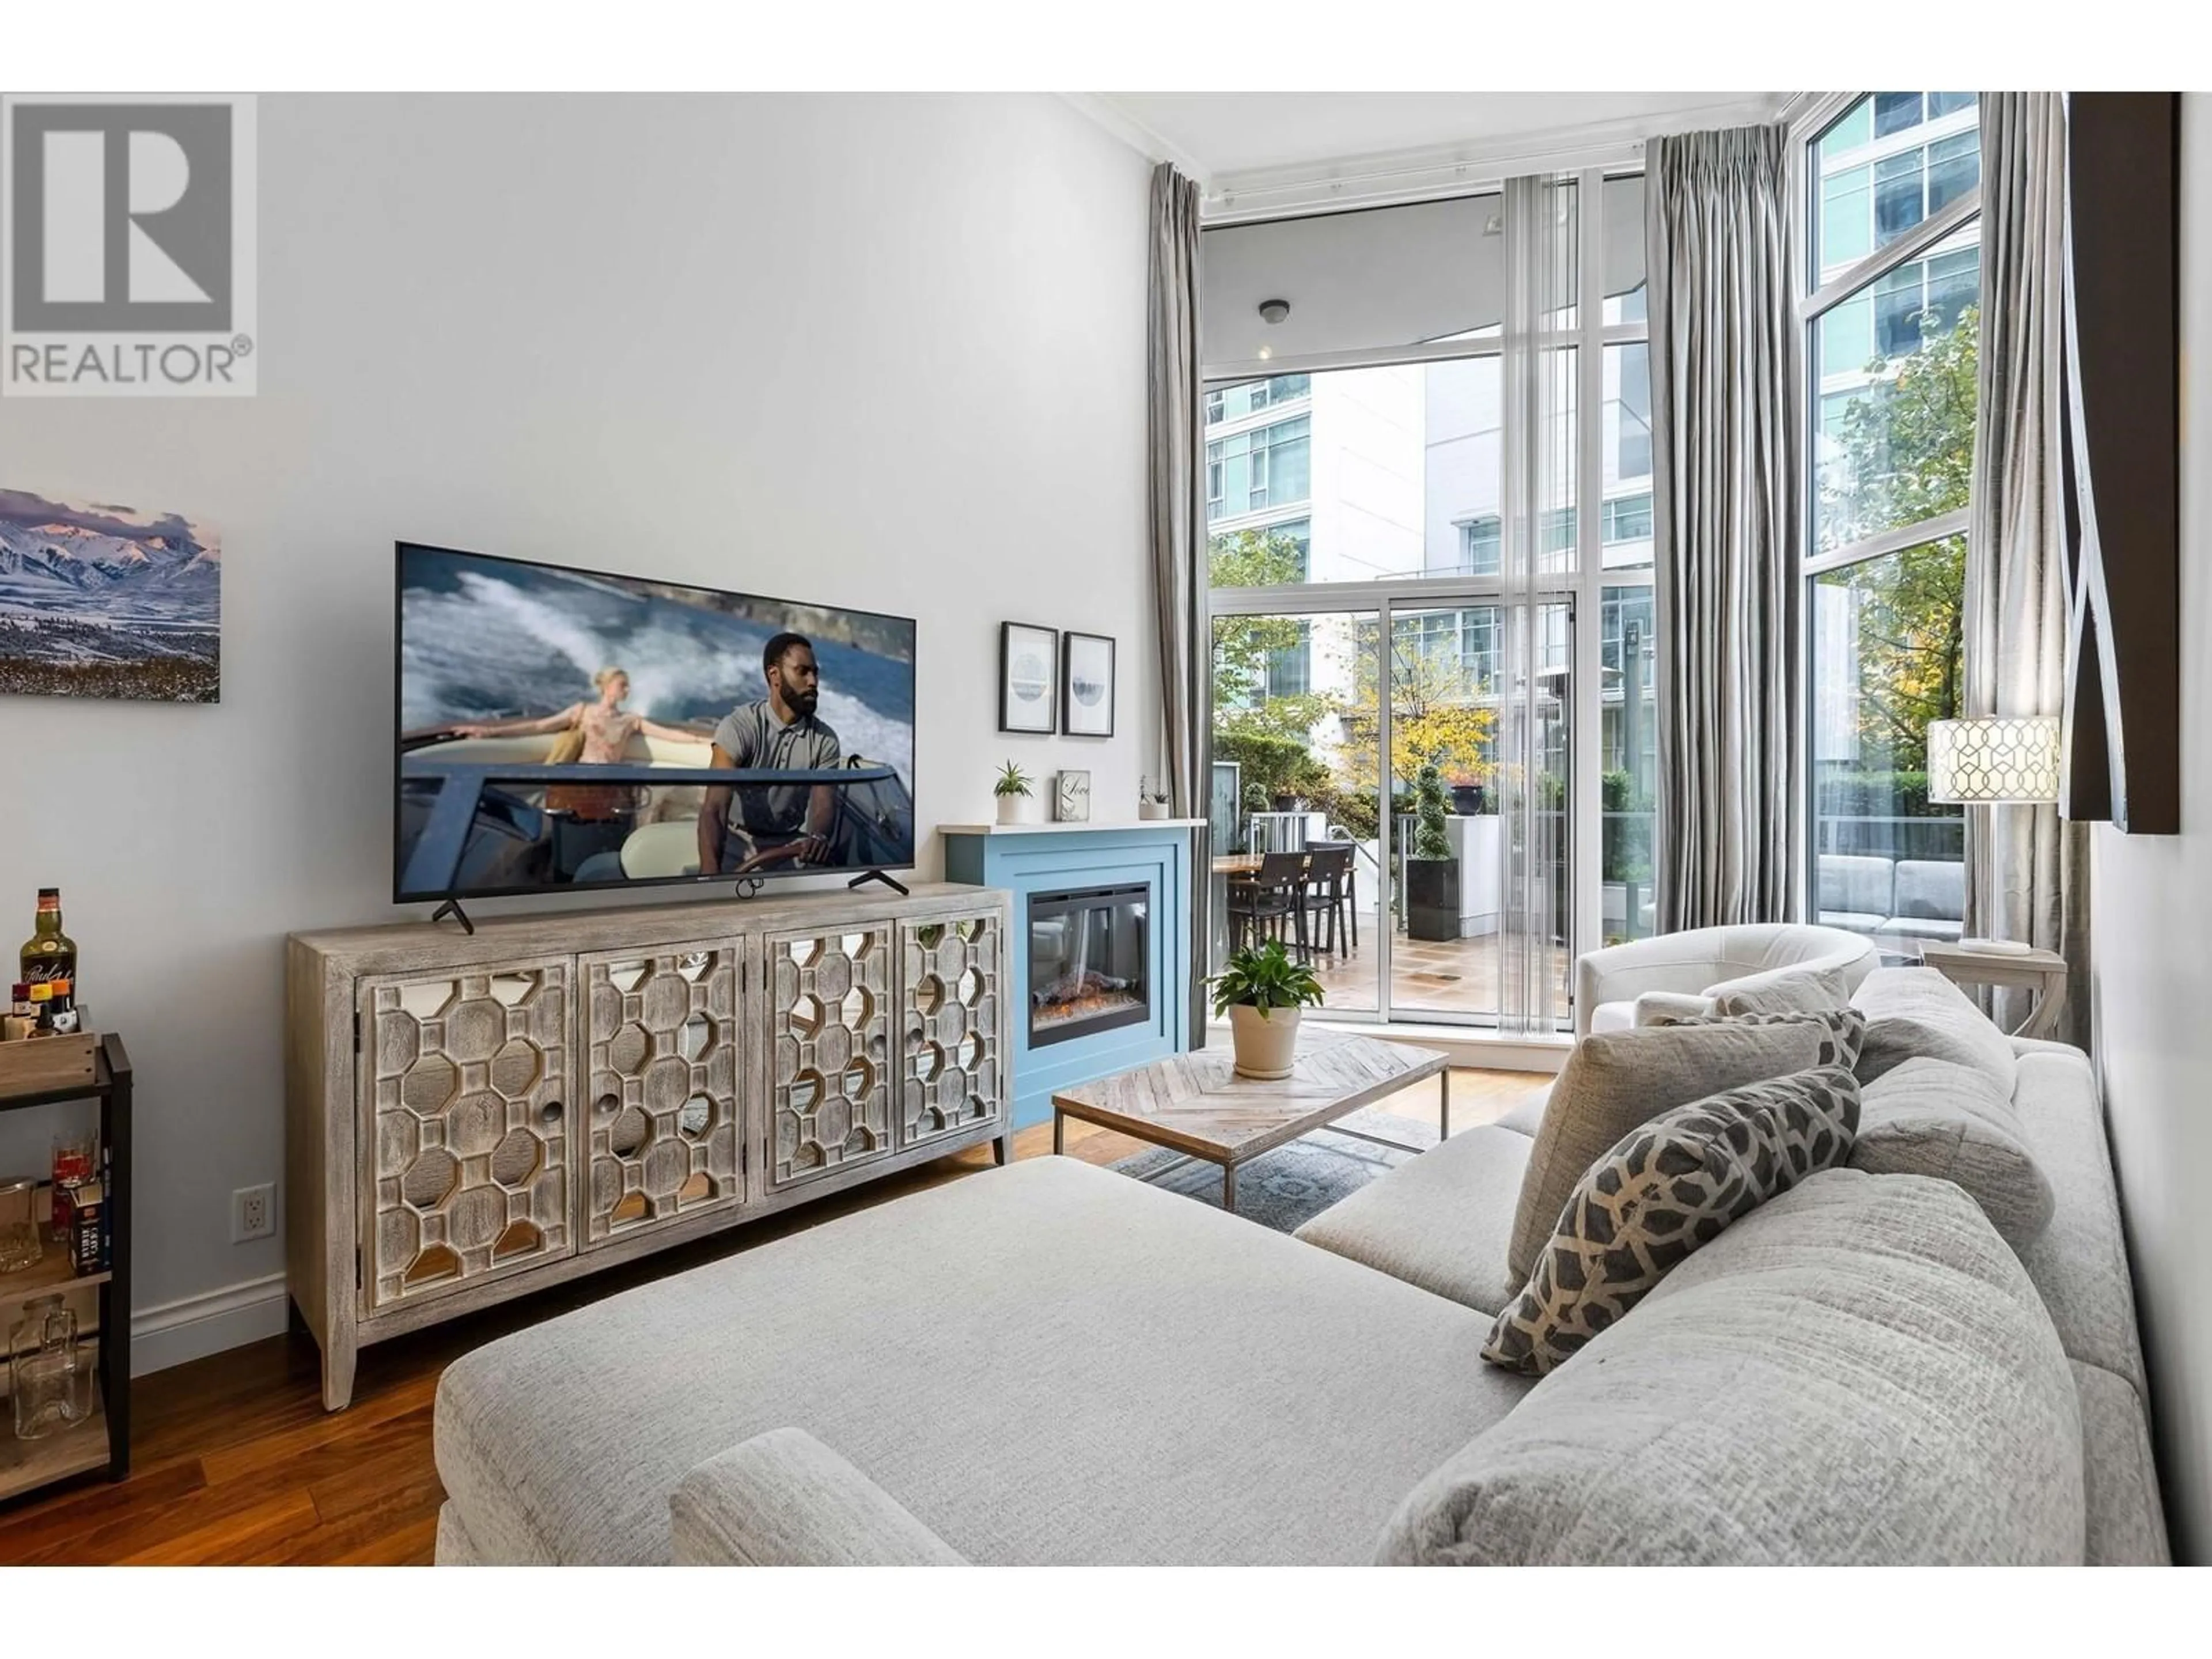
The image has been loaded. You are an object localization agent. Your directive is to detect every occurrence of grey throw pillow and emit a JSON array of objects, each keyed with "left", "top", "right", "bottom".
[
  {"left": 1706, "top": 962, "right": 1851, "bottom": 1017},
  {"left": 1851, "top": 967, "right": 2018, "bottom": 1092},
  {"left": 1849, "top": 1056, "right": 2054, "bottom": 1246},
  {"left": 1638, "top": 1006, "right": 1868, "bottom": 1072},
  {"left": 1508, "top": 1013, "right": 1865, "bottom": 1282},
  {"left": 1483, "top": 1066, "right": 1861, "bottom": 1376}
]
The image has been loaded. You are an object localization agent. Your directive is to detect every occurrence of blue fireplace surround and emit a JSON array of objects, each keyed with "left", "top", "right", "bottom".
[{"left": 942, "top": 824, "right": 1194, "bottom": 1130}]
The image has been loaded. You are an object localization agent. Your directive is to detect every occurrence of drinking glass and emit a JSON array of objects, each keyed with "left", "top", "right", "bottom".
[{"left": 0, "top": 1176, "right": 39, "bottom": 1274}]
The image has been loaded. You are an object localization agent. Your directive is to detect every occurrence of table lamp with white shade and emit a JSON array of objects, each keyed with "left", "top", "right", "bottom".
[{"left": 1926, "top": 714, "right": 2062, "bottom": 955}]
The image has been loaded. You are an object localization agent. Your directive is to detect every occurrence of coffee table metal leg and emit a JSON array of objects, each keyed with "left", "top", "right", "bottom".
[
  {"left": 1441, "top": 1068, "right": 1451, "bottom": 1139},
  {"left": 1222, "top": 1162, "right": 1236, "bottom": 1211},
  {"left": 1053, "top": 1109, "right": 1065, "bottom": 1156}
]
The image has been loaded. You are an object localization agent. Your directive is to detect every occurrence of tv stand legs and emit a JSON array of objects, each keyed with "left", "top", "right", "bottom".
[
  {"left": 849, "top": 868, "right": 911, "bottom": 897},
  {"left": 429, "top": 899, "right": 476, "bottom": 935},
  {"left": 322, "top": 1325, "right": 357, "bottom": 1412}
]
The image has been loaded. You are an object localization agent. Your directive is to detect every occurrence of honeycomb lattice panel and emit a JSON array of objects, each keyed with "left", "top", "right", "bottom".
[
  {"left": 768, "top": 926, "right": 892, "bottom": 1189},
  {"left": 365, "top": 963, "right": 570, "bottom": 1308},
  {"left": 581, "top": 945, "right": 741, "bottom": 1246},
  {"left": 900, "top": 916, "right": 1003, "bottom": 1146}
]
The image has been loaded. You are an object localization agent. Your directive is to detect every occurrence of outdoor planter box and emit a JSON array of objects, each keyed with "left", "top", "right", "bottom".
[{"left": 1406, "top": 858, "right": 1460, "bottom": 942}]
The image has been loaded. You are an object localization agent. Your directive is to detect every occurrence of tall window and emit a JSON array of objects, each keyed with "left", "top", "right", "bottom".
[
  {"left": 1202, "top": 171, "right": 1656, "bottom": 1033},
  {"left": 1802, "top": 93, "right": 1980, "bottom": 959}
]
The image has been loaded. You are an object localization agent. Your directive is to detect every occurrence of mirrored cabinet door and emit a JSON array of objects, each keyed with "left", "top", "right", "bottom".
[
  {"left": 900, "top": 914, "right": 1003, "bottom": 1149},
  {"left": 358, "top": 960, "right": 573, "bottom": 1310},
  {"left": 577, "top": 942, "right": 743, "bottom": 1248},
  {"left": 764, "top": 925, "right": 893, "bottom": 1190}
]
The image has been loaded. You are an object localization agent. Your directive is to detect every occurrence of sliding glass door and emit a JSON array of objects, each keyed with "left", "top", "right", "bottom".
[
  {"left": 1208, "top": 605, "right": 1382, "bottom": 1013},
  {"left": 1385, "top": 599, "right": 1573, "bottom": 1025},
  {"left": 1201, "top": 166, "right": 1647, "bottom": 1037}
]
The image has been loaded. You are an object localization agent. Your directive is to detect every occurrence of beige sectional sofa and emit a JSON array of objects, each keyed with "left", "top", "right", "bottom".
[
  {"left": 431, "top": 988, "right": 2168, "bottom": 1566},
  {"left": 1299, "top": 1032, "right": 2168, "bottom": 1565}
]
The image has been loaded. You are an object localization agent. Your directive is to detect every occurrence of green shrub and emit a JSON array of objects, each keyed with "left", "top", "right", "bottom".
[{"left": 1413, "top": 763, "right": 1452, "bottom": 860}]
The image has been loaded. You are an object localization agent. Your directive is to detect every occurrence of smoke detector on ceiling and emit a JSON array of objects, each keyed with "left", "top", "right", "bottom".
[{"left": 1257, "top": 298, "right": 1290, "bottom": 325}]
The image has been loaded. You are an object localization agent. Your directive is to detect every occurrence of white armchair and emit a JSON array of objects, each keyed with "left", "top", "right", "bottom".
[{"left": 1573, "top": 923, "right": 1881, "bottom": 1038}]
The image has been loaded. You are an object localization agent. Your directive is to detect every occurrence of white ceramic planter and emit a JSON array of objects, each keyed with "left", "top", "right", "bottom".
[
  {"left": 997, "top": 793, "right": 1043, "bottom": 825},
  {"left": 1138, "top": 799, "right": 1172, "bottom": 820},
  {"left": 1229, "top": 1003, "right": 1302, "bottom": 1080}
]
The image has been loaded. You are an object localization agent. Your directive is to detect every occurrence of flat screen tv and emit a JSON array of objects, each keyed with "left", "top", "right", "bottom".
[{"left": 394, "top": 543, "right": 916, "bottom": 903}]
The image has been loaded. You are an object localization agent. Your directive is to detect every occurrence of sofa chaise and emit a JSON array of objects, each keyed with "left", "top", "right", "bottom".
[{"left": 431, "top": 997, "right": 2168, "bottom": 1566}]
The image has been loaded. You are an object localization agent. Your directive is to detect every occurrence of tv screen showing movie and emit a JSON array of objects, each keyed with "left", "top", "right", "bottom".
[{"left": 394, "top": 543, "right": 916, "bottom": 902}]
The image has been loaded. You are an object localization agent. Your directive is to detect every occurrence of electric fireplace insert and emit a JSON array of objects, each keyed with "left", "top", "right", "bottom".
[{"left": 1028, "top": 882, "right": 1150, "bottom": 1047}]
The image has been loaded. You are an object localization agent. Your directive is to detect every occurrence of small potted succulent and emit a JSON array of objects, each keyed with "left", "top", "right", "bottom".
[
  {"left": 994, "top": 759, "right": 1041, "bottom": 825},
  {"left": 1210, "top": 938, "right": 1325, "bottom": 1080},
  {"left": 1139, "top": 777, "right": 1173, "bottom": 820}
]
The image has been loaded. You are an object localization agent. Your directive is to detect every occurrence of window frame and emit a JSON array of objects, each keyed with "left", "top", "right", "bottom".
[
  {"left": 1202, "top": 166, "right": 1653, "bottom": 1030},
  {"left": 1790, "top": 92, "right": 1983, "bottom": 929}
]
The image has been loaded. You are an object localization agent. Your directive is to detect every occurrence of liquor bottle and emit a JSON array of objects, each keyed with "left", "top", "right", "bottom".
[{"left": 20, "top": 888, "right": 76, "bottom": 995}]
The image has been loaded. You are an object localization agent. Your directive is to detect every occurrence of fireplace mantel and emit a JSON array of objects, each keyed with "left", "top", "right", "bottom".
[
  {"left": 934, "top": 819, "right": 1205, "bottom": 836},
  {"left": 942, "top": 823, "right": 1194, "bottom": 1128}
]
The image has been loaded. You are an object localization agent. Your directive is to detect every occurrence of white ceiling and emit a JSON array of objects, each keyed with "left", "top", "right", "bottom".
[{"left": 1093, "top": 92, "right": 1787, "bottom": 181}]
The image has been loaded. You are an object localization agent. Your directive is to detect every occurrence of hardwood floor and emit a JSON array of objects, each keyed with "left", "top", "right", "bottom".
[{"left": 0, "top": 1065, "right": 1547, "bottom": 1566}]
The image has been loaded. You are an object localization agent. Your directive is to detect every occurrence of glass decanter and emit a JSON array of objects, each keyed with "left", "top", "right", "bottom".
[{"left": 9, "top": 1294, "right": 89, "bottom": 1440}]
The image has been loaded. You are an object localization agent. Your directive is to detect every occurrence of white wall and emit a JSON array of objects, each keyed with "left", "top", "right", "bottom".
[
  {"left": 0, "top": 93, "right": 1156, "bottom": 1370},
  {"left": 2089, "top": 92, "right": 2211, "bottom": 1565}
]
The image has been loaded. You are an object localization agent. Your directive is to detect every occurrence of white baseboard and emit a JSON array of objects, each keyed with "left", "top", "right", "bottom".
[{"left": 130, "top": 1272, "right": 289, "bottom": 1377}]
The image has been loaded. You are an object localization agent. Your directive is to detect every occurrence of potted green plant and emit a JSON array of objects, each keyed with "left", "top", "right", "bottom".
[
  {"left": 994, "top": 759, "right": 1040, "bottom": 825},
  {"left": 1139, "top": 776, "right": 1173, "bottom": 820},
  {"left": 1210, "top": 938, "right": 1325, "bottom": 1080},
  {"left": 1405, "top": 760, "right": 1460, "bottom": 941}
]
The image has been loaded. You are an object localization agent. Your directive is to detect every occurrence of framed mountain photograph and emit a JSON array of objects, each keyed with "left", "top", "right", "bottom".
[
  {"left": 1061, "top": 630, "right": 1115, "bottom": 737},
  {"left": 0, "top": 487, "right": 221, "bottom": 702}
]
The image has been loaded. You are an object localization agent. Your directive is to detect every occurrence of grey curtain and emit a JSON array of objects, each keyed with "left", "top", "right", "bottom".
[
  {"left": 1147, "top": 161, "right": 1210, "bottom": 1041},
  {"left": 1646, "top": 126, "right": 1801, "bottom": 930},
  {"left": 1964, "top": 93, "right": 2087, "bottom": 1039}
]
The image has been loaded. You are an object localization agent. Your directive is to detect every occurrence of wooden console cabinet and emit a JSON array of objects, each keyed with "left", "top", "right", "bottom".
[{"left": 286, "top": 883, "right": 1010, "bottom": 1409}]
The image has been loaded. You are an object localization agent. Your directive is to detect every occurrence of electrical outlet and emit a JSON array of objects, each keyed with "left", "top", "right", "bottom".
[{"left": 232, "top": 1183, "right": 275, "bottom": 1244}]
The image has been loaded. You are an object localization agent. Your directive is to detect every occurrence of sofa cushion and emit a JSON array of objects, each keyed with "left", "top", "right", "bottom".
[
  {"left": 1293, "top": 1125, "right": 1532, "bottom": 1316},
  {"left": 1819, "top": 853, "right": 1895, "bottom": 918},
  {"left": 1494, "top": 1092, "right": 1547, "bottom": 1138},
  {"left": 2071, "top": 1361, "right": 2172, "bottom": 1566},
  {"left": 1509, "top": 1016, "right": 1862, "bottom": 1281},
  {"left": 1885, "top": 915, "right": 1965, "bottom": 942},
  {"left": 435, "top": 1156, "right": 1532, "bottom": 1565},
  {"left": 1893, "top": 858, "right": 1965, "bottom": 924},
  {"left": 1851, "top": 966, "right": 2018, "bottom": 1092},
  {"left": 1632, "top": 989, "right": 1717, "bottom": 1025},
  {"left": 1705, "top": 961, "right": 1851, "bottom": 1017},
  {"left": 1589, "top": 999, "right": 1637, "bottom": 1034},
  {"left": 1380, "top": 1170, "right": 2086, "bottom": 1566},
  {"left": 1484, "top": 1066, "right": 1859, "bottom": 1375},
  {"left": 1819, "top": 910, "right": 1888, "bottom": 935},
  {"left": 2008, "top": 1044, "right": 2149, "bottom": 1398},
  {"left": 1850, "top": 1056, "right": 2054, "bottom": 1247}
]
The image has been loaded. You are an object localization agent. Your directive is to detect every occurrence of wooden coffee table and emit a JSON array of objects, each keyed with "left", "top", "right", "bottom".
[{"left": 1051, "top": 1028, "right": 1449, "bottom": 1211}]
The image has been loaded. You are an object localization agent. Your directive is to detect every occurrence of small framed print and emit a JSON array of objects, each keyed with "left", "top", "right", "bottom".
[
  {"left": 1061, "top": 630, "right": 1116, "bottom": 738},
  {"left": 999, "top": 622, "right": 1058, "bottom": 734},
  {"left": 1055, "top": 770, "right": 1092, "bottom": 823}
]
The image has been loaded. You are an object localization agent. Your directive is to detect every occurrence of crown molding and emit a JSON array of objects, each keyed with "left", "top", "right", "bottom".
[
  {"left": 1200, "top": 93, "right": 1796, "bottom": 224},
  {"left": 1055, "top": 92, "right": 1212, "bottom": 186}
]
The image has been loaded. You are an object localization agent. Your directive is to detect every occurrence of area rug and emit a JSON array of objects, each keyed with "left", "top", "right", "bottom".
[{"left": 1109, "top": 1109, "right": 1440, "bottom": 1234}]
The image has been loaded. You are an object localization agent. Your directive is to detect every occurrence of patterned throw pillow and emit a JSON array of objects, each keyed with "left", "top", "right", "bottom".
[
  {"left": 1639, "top": 1006, "right": 1868, "bottom": 1071},
  {"left": 1483, "top": 1066, "right": 1861, "bottom": 1376}
]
